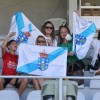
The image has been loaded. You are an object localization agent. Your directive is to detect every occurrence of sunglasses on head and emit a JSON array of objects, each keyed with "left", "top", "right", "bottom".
[
  {"left": 37, "top": 40, "right": 46, "bottom": 43},
  {"left": 45, "top": 26, "right": 53, "bottom": 29}
]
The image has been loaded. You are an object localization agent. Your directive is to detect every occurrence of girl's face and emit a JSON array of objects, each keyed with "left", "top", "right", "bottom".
[
  {"left": 37, "top": 37, "right": 46, "bottom": 46},
  {"left": 60, "top": 27, "right": 69, "bottom": 39},
  {"left": 45, "top": 23, "right": 53, "bottom": 36}
]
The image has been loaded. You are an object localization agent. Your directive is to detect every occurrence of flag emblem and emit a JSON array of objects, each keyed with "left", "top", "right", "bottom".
[
  {"left": 38, "top": 57, "right": 49, "bottom": 71},
  {"left": 75, "top": 34, "right": 86, "bottom": 45},
  {"left": 16, "top": 32, "right": 28, "bottom": 43}
]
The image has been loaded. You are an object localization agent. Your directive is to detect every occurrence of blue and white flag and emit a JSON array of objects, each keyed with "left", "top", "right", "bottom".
[
  {"left": 17, "top": 43, "right": 67, "bottom": 76},
  {"left": 8, "top": 12, "right": 44, "bottom": 45},
  {"left": 73, "top": 12, "right": 96, "bottom": 59}
]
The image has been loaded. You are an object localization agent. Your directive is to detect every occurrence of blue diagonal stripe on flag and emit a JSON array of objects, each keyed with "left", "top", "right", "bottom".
[
  {"left": 15, "top": 12, "right": 31, "bottom": 43},
  {"left": 80, "top": 23, "right": 96, "bottom": 37},
  {"left": 16, "top": 12, "right": 24, "bottom": 32},
  {"left": 28, "top": 23, "right": 33, "bottom": 32},
  {"left": 17, "top": 47, "right": 67, "bottom": 73}
]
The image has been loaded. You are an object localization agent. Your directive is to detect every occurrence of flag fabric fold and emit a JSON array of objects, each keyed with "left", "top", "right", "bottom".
[
  {"left": 8, "top": 12, "right": 44, "bottom": 45},
  {"left": 73, "top": 12, "right": 96, "bottom": 59},
  {"left": 17, "top": 43, "right": 67, "bottom": 76}
]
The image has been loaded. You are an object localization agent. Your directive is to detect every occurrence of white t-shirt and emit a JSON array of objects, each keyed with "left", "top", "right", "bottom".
[
  {"left": 91, "top": 38, "right": 100, "bottom": 66},
  {"left": 45, "top": 36, "right": 57, "bottom": 47}
]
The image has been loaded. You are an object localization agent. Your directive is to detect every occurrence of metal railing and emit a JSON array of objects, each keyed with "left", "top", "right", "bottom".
[{"left": 0, "top": 75, "right": 100, "bottom": 100}]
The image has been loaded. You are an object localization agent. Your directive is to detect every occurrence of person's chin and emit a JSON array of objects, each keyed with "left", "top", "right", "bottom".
[{"left": 13, "top": 49, "right": 17, "bottom": 51}]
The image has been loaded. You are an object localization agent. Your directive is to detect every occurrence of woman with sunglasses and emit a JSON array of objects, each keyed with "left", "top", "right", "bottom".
[
  {"left": 41, "top": 21, "right": 57, "bottom": 46},
  {"left": 31, "top": 35, "right": 46, "bottom": 90},
  {"left": 36, "top": 35, "right": 46, "bottom": 46}
]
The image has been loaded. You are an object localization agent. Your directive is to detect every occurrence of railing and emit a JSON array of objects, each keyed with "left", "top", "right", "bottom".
[{"left": 0, "top": 75, "right": 100, "bottom": 100}]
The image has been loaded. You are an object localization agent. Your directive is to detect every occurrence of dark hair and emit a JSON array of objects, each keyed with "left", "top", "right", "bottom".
[
  {"left": 58, "top": 25, "right": 71, "bottom": 45},
  {"left": 97, "top": 30, "right": 100, "bottom": 40},
  {"left": 36, "top": 35, "right": 46, "bottom": 45},
  {"left": 41, "top": 21, "right": 55, "bottom": 40},
  {"left": 7, "top": 40, "right": 17, "bottom": 49}
]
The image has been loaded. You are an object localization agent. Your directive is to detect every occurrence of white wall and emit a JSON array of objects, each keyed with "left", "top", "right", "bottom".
[{"left": 68, "top": 0, "right": 78, "bottom": 33}]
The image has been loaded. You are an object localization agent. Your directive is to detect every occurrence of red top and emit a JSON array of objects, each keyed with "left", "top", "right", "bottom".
[{"left": 2, "top": 52, "right": 18, "bottom": 75}]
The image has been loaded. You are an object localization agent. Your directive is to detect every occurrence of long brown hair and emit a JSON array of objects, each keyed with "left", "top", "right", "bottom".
[
  {"left": 41, "top": 21, "right": 55, "bottom": 40},
  {"left": 58, "top": 25, "right": 71, "bottom": 45}
]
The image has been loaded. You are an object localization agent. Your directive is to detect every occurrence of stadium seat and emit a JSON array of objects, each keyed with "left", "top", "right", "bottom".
[
  {"left": 90, "top": 76, "right": 100, "bottom": 88},
  {"left": 0, "top": 90, "right": 19, "bottom": 100},
  {"left": 78, "top": 84, "right": 84, "bottom": 88},
  {"left": 27, "top": 90, "right": 41, "bottom": 100},
  {"left": 93, "top": 92, "right": 100, "bottom": 100},
  {"left": 41, "top": 80, "right": 78, "bottom": 100},
  {"left": 77, "top": 92, "right": 85, "bottom": 100}
]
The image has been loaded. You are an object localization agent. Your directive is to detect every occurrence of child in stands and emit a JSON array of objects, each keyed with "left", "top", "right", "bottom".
[
  {"left": 0, "top": 32, "right": 28, "bottom": 95},
  {"left": 31, "top": 35, "right": 46, "bottom": 90}
]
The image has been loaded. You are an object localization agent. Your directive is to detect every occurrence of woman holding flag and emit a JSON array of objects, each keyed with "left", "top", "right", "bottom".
[{"left": 58, "top": 25, "right": 85, "bottom": 85}]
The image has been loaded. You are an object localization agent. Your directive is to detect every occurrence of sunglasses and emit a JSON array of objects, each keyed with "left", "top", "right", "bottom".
[
  {"left": 37, "top": 40, "right": 46, "bottom": 43},
  {"left": 45, "top": 26, "right": 53, "bottom": 29}
]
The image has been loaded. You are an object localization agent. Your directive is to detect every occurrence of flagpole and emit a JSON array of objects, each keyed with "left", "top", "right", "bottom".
[{"left": 72, "top": 12, "right": 76, "bottom": 52}]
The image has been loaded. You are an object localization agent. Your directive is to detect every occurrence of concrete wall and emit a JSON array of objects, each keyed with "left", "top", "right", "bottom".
[
  {"left": 68, "top": 0, "right": 78, "bottom": 33},
  {"left": 0, "top": 0, "right": 67, "bottom": 35}
]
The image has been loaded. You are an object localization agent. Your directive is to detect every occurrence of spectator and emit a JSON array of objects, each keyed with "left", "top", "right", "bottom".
[
  {"left": 88, "top": 30, "right": 100, "bottom": 70},
  {"left": 31, "top": 35, "right": 46, "bottom": 90},
  {"left": 0, "top": 32, "right": 28, "bottom": 96},
  {"left": 41, "top": 21, "right": 57, "bottom": 46},
  {"left": 58, "top": 25, "right": 85, "bottom": 85}
]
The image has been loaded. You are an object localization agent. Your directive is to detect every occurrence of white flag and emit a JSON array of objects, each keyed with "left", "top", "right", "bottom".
[
  {"left": 8, "top": 12, "right": 44, "bottom": 45},
  {"left": 17, "top": 43, "right": 67, "bottom": 76},
  {"left": 73, "top": 12, "right": 96, "bottom": 59}
]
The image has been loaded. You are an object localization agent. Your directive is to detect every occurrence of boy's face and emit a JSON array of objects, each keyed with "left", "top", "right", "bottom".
[{"left": 8, "top": 41, "right": 17, "bottom": 51}]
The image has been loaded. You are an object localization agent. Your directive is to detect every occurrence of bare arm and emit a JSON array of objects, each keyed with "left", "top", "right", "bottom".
[{"left": 1, "top": 32, "right": 16, "bottom": 55}]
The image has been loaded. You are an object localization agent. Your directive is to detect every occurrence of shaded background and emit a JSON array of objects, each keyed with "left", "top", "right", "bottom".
[{"left": 0, "top": 0, "right": 67, "bottom": 34}]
